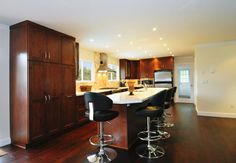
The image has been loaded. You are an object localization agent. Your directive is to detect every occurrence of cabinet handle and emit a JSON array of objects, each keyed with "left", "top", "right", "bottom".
[
  {"left": 48, "top": 52, "right": 51, "bottom": 59},
  {"left": 44, "top": 95, "right": 48, "bottom": 103},
  {"left": 48, "top": 95, "right": 51, "bottom": 101},
  {"left": 66, "top": 95, "right": 73, "bottom": 98},
  {"left": 44, "top": 52, "right": 47, "bottom": 59}
]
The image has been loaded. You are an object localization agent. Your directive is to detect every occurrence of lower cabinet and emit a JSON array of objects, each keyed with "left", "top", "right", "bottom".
[{"left": 76, "top": 96, "right": 88, "bottom": 124}]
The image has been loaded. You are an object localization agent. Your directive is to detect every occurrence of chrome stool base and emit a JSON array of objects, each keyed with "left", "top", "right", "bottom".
[
  {"left": 86, "top": 147, "right": 117, "bottom": 163},
  {"left": 157, "top": 130, "right": 170, "bottom": 139},
  {"left": 136, "top": 144, "right": 165, "bottom": 159},
  {"left": 164, "top": 122, "right": 174, "bottom": 128}
]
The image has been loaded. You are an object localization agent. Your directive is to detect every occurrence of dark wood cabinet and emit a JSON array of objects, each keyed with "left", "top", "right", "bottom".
[
  {"left": 62, "top": 36, "right": 75, "bottom": 66},
  {"left": 76, "top": 96, "right": 88, "bottom": 124},
  {"left": 28, "top": 24, "right": 61, "bottom": 63},
  {"left": 139, "top": 57, "right": 174, "bottom": 79},
  {"left": 119, "top": 59, "right": 130, "bottom": 79},
  {"left": 61, "top": 66, "right": 76, "bottom": 129},
  {"left": 140, "top": 59, "right": 154, "bottom": 78},
  {"left": 120, "top": 59, "right": 140, "bottom": 79},
  {"left": 10, "top": 21, "right": 76, "bottom": 148}
]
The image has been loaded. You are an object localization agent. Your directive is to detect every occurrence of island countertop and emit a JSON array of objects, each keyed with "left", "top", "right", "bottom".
[{"left": 107, "top": 87, "right": 167, "bottom": 104}]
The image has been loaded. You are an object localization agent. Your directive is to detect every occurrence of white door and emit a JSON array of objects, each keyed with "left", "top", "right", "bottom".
[{"left": 176, "top": 64, "right": 194, "bottom": 103}]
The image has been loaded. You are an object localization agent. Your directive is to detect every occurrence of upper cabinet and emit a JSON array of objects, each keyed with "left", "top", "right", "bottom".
[
  {"left": 140, "top": 59, "right": 154, "bottom": 78},
  {"left": 28, "top": 24, "right": 61, "bottom": 63},
  {"left": 120, "top": 59, "right": 140, "bottom": 79},
  {"left": 62, "top": 36, "right": 75, "bottom": 66},
  {"left": 120, "top": 56, "right": 174, "bottom": 80}
]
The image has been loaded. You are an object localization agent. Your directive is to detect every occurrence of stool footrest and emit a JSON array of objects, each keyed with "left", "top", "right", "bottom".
[
  {"left": 137, "top": 131, "right": 162, "bottom": 141},
  {"left": 89, "top": 134, "right": 114, "bottom": 146}
]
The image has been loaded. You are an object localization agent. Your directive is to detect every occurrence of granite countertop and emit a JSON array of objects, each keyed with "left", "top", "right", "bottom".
[
  {"left": 76, "top": 87, "right": 128, "bottom": 96},
  {"left": 107, "top": 88, "right": 167, "bottom": 105}
]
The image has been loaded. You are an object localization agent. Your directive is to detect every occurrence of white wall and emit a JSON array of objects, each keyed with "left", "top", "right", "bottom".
[
  {"left": 0, "top": 24, "right": 10, "bottom": 147},
  {"left": 195, "top": 41, "right": 236, "bottom": 118}
]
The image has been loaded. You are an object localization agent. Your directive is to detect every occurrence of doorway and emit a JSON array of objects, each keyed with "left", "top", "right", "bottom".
[{"left": 175, "top": 64, "right": 194, "bottom": 103}]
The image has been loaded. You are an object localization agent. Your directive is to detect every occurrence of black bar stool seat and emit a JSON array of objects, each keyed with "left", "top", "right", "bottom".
[{"left": 93, "top": 110, "right": 118, "bottom": 122}]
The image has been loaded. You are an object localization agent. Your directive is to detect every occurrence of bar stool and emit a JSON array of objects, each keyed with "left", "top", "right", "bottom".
[
  {"left": 135, "top": 90, "right": 167, "bottom": 159},
  {"left": 162, "top": 87, "right": 175, "bottom": 128},
  {"left": 171, "top": 86, "right": 177, "bottom": 104},
  {"left": 84, "top": 92, "right": 118, "bottom": 163}
]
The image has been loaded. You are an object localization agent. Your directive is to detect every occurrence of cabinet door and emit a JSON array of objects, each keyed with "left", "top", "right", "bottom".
[
  {"left": 130, "top": 61, "right": 140, "bottom": 79},
  {"left": 76, "top": 96, "right": 88, "bottom": 123},
  {"left": 62, "top": 36, "right": 75, "bottom": 65},
  {"left": 61, "top": 66, "right": 76, "bottom": 129},
  {"left": 29, "top": 62, "right": 46, "bottom": 142},
  {"left": 119, "top": 59, "right": 131, "bottom": 79},
  {"left": 29, "top": 25, "right": 47, "bottom": 61},
  {"left": 140, "top": 59, "right": 154, "bottom": 78},
  {"left": 47, "top": 31, "right": 61, "bottom": 63},
  {"left": 46, "top": 63, "right": 62, "bottom": 135}
]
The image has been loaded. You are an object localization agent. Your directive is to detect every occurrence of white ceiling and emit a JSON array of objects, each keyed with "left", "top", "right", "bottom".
[{"left": 1, "top": 0, "right": 236, "bottom": 59}]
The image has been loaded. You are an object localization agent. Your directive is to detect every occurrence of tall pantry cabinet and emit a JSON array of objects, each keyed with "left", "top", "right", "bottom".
[{"left": 10, "top": 21, "right": 77, "bottom": 148}]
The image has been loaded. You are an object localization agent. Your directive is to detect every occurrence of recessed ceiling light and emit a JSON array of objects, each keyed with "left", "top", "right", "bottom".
[
  {"left": 117, "top": 34, "right": 122, "bottom": 38},
  {"left": 152, "top": 27, "right": 157, "bottom": 31},
  {"left": 159, "top": 37, "right": 163, "bottom": 41},
  {"left": 89, "top": 38, "right": 94, "bottom": 42},
  {"left": 167, "top": 48, "right": 170, "bottom": 51},
  {"left": 170, "top": 51, "right": 173, "bottom": 54},
  {"left": 163, "top": 43, "right": 167, "bottom": 47},
  {"left": 172, "top": 54, "right": 174, "bottom": 56},
  {"left": 144, "top": 50, "right": 148, "bottom": 54},
  {"left": 105, "top": 45, "right": 109, "bottom": 48},
  {"left": 129, "top": 41, "right": 133, "bottom": 45}
]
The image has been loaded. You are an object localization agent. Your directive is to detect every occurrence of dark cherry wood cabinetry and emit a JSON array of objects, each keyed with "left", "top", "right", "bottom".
[
  {"left": 140, "top": 59, "right": 154, "bottom": 78},
  {"left": 120, "top": 59, "right": 140, "bottom": 79},
  {"left": 29, "top": 24, "right": 61, "bottom": 63},
  {"left": 62, "top": 36, "right": 75, "bottom": 66},
  {"left": 76, "top": 96, "right": 88, "bottom": 124},
  {"left": 120, "top": 59, "right": 130, "bottom": 79},
  {"left": 61, "top": 66, "right": 76, "bottom": 129},
  {"left": 10, "top": 21, "right": 76, "bottom": 148},
  {"left": 139, "top": 56, "right": 174, "bottom": 79}
]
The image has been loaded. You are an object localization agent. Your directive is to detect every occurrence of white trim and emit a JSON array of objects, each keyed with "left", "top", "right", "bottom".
[
  {"left": 0, "top": 137, "right": 11, "bottom": 147},
  {"left": 196, "top": 110, "right": 236, "bottom": 119},
  {"left": 0, "top": 24, "right": 9, "bottom": 30}
]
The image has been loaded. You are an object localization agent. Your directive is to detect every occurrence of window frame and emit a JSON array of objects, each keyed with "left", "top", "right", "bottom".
[
  {"left": 77, "top": 59, "right": 94, "bottom": 82},
  {"left": 108, "top": 64, "right": 119, "bottom": 81}
]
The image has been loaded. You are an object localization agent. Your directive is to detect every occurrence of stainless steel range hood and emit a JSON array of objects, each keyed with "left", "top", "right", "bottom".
[{"left": 97, "top": 53, "right": 115, "bottom": 73}]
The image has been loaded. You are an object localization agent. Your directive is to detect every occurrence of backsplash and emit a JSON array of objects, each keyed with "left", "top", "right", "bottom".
[{"left": 76, "top": 48, "right": 119, "bottom": 92}]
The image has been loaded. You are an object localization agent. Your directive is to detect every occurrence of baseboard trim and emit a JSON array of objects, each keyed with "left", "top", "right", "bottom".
[
  {"left": 197, "top": 111, "right": 236, "bottom": 118},
  {"left": 0, "top": 137, "right": 11, "bottom": 147}
]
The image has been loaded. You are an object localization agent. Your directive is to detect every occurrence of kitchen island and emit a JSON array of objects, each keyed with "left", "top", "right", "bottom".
[{"left": 105, "top": 88, "right": 166, "bottom": 150}]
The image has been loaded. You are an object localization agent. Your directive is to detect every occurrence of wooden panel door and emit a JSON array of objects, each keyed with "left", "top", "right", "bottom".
[
  {"left": 61, "top": 66, "right": 76, "bottom": 129},
  {"left": 47, "top": 31, "right": 61, "bottom": 63},
  {"left": 140, "top": 59, "right": 154, "bottom": 78},
  {"left": 62, "top": 36, "right": 75, "bottom": 65},
  {"left": 28, "top": 25, "right": 47, "bottom": 62},
  {"left": 76, "top": 96, "right": 88, "bottom": 123},
  {"left": 46, "top": 63, "right": 62, "bottom": 135},
  {"left": 29, "top": 62, "right": 46, "bottom": 142}
]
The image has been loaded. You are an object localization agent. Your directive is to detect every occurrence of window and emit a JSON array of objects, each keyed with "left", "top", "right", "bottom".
[
  {"left": 78, "top": 60, "right": 94, "bottom": 81},
  {"left": 179, "top": 69, "right": 190, "bottom": 83},
  {"left": 108, "top": 64, "right": 119, "bottom": 81}
]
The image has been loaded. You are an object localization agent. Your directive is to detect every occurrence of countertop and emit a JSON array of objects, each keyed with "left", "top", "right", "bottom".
[
  {"left": 76, "top": 87, "right": 128, "bottom": 96},
  {"left": 107, "top": 87, "right": 167, "bottom": 104}
]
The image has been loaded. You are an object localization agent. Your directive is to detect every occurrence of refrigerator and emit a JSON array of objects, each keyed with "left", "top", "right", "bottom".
[{"left": 154, "top": 70, "right": 173, "bottom": 88}]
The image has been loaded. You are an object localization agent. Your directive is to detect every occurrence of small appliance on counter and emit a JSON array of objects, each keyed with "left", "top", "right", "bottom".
[
  {"left": 140, "top": 78, "right": 154, "bottom": 87},
  {"left": 154, "top": 70, "right": 173, "bottom": 88}
]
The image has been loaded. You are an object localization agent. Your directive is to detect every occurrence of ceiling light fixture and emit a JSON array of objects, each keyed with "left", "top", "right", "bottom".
[
  {"left": 163, "top": 43, "right": 167, "bottom": 47},
  {"left": 152, "top": 27, "right": 157, "bottom": 31},
  {"left": 89, "top": 38, "right": 94, "bottom": 42},
  {"left": 159, "top": 37, "right": 163, "bottom": 41},
  {"left": 117, "top": 34, "right": 122, "bottom": 38},
  {"left": 129, "top": 41, "right": 133, "bottom": 45}
]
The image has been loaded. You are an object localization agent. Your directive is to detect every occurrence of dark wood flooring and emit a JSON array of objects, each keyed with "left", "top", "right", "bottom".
[{"left": 1, "top": 103, "right": 236, "bottom": 163}]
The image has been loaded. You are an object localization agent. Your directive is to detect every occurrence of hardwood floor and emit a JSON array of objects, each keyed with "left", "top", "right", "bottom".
[{"left": 1, "top": 103, "right": 236, "bottom": 163}]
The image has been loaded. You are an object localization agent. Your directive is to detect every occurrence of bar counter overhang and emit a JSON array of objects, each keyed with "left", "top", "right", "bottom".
[{"left": 105, "top": 88, "right": 166, "bottom": 150}]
